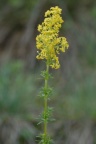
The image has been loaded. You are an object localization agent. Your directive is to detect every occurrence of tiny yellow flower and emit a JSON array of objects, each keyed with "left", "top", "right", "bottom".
[{"left": 36, "top": 6, "right": 69, "bottom": 69}]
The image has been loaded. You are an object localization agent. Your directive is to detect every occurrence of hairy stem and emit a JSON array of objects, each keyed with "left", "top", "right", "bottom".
[{"left": 44, "top": 64, "right": 49, "bottom": 139}]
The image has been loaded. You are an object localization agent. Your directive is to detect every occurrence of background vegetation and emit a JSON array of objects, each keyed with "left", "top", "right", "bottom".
[{"left": 0, "top": 0, "right": 96, "bottom": 143}]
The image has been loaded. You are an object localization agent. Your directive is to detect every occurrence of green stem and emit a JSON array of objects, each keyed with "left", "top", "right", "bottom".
[{"left": 44, "top": 64, "right": 49, "bottom": 139}]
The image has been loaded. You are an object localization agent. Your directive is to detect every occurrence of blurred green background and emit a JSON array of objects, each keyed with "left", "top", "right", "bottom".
[{"left": 0, "top": 0, "right": 96, "bottom": 144}]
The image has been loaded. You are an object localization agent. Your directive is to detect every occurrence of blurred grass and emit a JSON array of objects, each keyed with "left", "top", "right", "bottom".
[
  {"left": 65, "top": 71, "right": 96, "bottom": 119},
  {"left": 52, "top": 70, "right": 96, "bottom": 121},
  {"left": 0, "top": 61, "right": 38, "bottom": 118}
]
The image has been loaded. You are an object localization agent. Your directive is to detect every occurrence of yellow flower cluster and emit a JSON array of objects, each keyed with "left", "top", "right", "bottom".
[{"left": 36, "top": 6, "right": 69, "bottom": 69}]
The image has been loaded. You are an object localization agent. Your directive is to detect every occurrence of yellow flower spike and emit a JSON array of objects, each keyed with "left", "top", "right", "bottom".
[{"left": 36, "top": 6, "right": 69, "bottom": 69}]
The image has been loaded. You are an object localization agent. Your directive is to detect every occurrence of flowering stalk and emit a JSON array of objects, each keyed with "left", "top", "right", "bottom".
[
  {"left": 44, "top": 64, "right": 49, "bottom": 137},
  {"left": 43, "top": 63, "right": 50, "bottom": 143},
  {"left": 38, "top": 63, "right": 53, "bottom": 144},
  {"left": 36, "top": 6, "right": 69, "bottom": 144}
]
